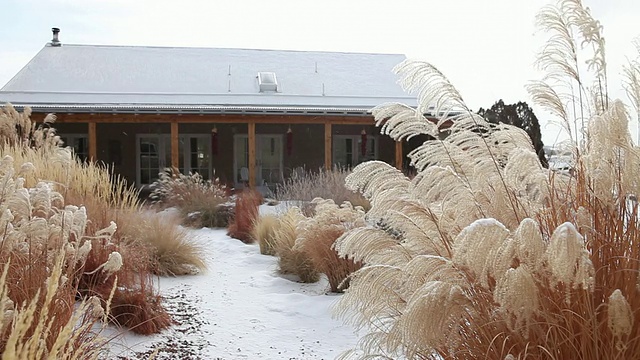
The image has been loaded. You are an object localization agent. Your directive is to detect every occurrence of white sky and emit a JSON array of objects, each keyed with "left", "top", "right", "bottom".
[{"left": 1, "top": 0, "right": 639, "bottom": 146}]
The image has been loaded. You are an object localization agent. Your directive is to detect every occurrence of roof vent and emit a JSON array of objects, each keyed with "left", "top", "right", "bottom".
[
  {"left": 51, "top": 27, "right": 61, "bottom": 47},
  {"left": 258, "top": 72, "right": 278, "bottom": 92}
]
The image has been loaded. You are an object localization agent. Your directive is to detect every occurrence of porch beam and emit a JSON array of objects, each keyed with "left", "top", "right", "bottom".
[
  {"left": 171, "top": 121, "right": 179, "bottom": 172},
  {"left": 324, "top": 123, "right": 332, "bottom": 170},
  {"left": 248, "top": 121, "right": 256, "bottom": 188},
  {"left": 395, "top": 140, "right": 403, "bottom": 170},
  {"left": 51, "top": 113, "right": 377, "bottom": 125},
  {"left": 88, "top": 121, "right": 97, "bottom": 161}
]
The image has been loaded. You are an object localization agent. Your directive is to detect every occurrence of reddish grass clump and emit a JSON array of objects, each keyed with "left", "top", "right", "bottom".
[
  {"left": 108, "top": 286, "right": 173, "bottom": 335},
  {"left": 78, "top": 214, "right": 172, "bottom": 335},
  {"left": 297, "top": 199, "right": 365, "bottom": 292},
  {"left": 227, "top": 189, "right": 263, "bottom": 243},
  {"left": 300, "top": 226, "right": 362, "bottom": 293}
]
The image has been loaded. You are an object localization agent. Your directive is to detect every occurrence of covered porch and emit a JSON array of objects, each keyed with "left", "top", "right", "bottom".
[{"left": 42, "top": 113, "right": 405, "bottom": 190}]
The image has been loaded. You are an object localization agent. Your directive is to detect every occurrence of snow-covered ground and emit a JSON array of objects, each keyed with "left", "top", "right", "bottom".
[{"left": 105, "top": 206, "right": 359, "bottom": 359}]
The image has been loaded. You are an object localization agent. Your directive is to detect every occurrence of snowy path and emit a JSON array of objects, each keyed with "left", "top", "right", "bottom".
[{"left": 107, "top": 228, "right": 359, "bottom": 360}]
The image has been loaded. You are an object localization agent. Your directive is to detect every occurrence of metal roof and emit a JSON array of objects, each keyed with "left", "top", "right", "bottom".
[{"left": 0, "top": 44, "right": 417, "bottom": 114}]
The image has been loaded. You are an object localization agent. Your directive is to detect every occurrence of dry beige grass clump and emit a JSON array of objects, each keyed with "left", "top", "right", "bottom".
[
  {"left": 252, "top": 214, "right": 279, "bottom": 256},
  {"left": 118, "top": 211, "right": 207, "bottom": 276},
  {"left": 150, "top": 170, "right": 231, "bottom": 228},
  {"left": 296, "top": 198, "right": 365, "bottom": 292},
  {"left": 333, "top": 1, "right": 640, "bottom": 359},
  {"left": 272, "top": 208, "right": 319, "bottom": 283},
  {"left": 275, "top": 167, "right": 370, "bottom": 211}
]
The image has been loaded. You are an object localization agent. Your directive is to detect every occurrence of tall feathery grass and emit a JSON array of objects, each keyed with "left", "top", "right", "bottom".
[
  {"left": 0, "top": 104, "right": 174, "bottom": 348},
  {"left": 117, "top": 211, "right": 207, "bottom": 276},
  {"left": 0, "top": 107, "right": 117, "bottom": 356},
  {"left": 333, "top": 1, "right": 640, "bottom": 359}
]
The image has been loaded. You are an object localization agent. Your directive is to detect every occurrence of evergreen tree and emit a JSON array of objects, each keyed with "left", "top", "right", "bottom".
[{"left": 478, "top": 100, "right": 548, "bottom": 167}]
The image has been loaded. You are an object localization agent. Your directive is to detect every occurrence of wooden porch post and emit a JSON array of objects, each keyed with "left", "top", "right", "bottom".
[
  {"left": 88, "top": 121, "right": 97, "bottom": 161},
  {"left": 324, "top": 123, "right": 332, "bottom": 170},
  {"left": 171, "top": 121, "right": 179, "bottom": 172},
  {"left": 248, "top": 122, "right": 256, "bottom": 188},
  {"left": 395, "top": 140, "right": 403, "bottom": 170}
]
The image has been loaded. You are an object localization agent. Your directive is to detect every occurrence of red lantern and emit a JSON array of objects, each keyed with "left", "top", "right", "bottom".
[
  {"left": 286, "top": 126, "right": 293, "bottom": 156},
  {"left": 361, "top": 129, "right": 367, "bottom": 157},
  {"left": 211, "top": 126, "right": 218, "bottom": 155}
]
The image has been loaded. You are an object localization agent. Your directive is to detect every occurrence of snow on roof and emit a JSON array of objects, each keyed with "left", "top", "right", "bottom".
[{"left": 0, "top": 44, "right": 416, "bottom": 113}]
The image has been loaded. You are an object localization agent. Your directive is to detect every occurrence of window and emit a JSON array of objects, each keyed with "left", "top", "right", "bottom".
[
  {"left": 258, "top": 72, "right": 278, "bottom": 92},
  {"left": 60, "top": 135, "right": 88, "bottom": 162},
  {"left": 137, "top": 135, "right": 211, "bottom": 186},
  {"left": 333, "top": 135, "right": 377, "bottom": 168}
]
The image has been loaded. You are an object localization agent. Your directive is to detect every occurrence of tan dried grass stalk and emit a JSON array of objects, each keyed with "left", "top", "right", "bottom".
[
  {"left": 252, "top": 214, "right": 279, "bottom": 256},
  {"left": 1, "top": 258, "right": 106, "bottom": 359},
  {"left": 333, "top": 1, "right": 640, "bottom": 359},
  {"left": 0, "top": 139, "right": 115, "bottom": 356},
  {"left": 1, "top": 104, "right": 170, "bottom": 340}
]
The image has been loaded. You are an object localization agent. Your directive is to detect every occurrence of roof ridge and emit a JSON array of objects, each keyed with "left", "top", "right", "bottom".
[{"left": 50, "top": 43, "right": 406, "bottom": 56}]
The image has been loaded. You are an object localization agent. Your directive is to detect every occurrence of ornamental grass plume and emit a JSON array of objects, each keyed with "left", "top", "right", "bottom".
[
  {"left": 0, "top": 149, "right": 114, "bottom": 357},
  {"left": 334, "top": 1, "right": 640, "bottom": 359},
  {"left": 0, "top": 104, "right": 171, "bottom": 342}
]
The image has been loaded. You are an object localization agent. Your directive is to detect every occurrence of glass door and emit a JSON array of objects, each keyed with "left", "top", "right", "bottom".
[
  {"left": 234, "top": 134, "right": 283, "bottom": 187},
  {"left": 187, "top": 136, "right": 211, "bottom": 180},
  {"left": 258, "top": 135, "right": 283, "bottom": 185},
  {"left": 138, "top": 135, "right": 211, "bottom": 186},
  {"left": 139, "top": 136, "right": 163, "bottom": 185}
]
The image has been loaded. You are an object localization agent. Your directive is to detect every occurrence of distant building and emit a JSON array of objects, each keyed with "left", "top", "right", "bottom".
[{"left": 1, "top": 28, "right": 420, "bottom": 191}]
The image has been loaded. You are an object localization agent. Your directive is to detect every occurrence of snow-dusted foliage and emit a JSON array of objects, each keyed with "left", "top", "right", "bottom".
[
  {"left": 334, "top": 1, "right": 640, "bottom": 359},
  {"left": 0, "top": 152, "right": 117, "bottom": 358}
]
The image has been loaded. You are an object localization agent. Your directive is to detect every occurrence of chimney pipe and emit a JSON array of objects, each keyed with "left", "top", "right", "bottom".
[{"left": 51, "top": 27, "right": 61, "bottom": 46}]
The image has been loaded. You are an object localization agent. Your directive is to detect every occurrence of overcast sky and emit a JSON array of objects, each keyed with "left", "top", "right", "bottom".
[{"left": 1, "top": 0, "right": 639, "bottom": 145}]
